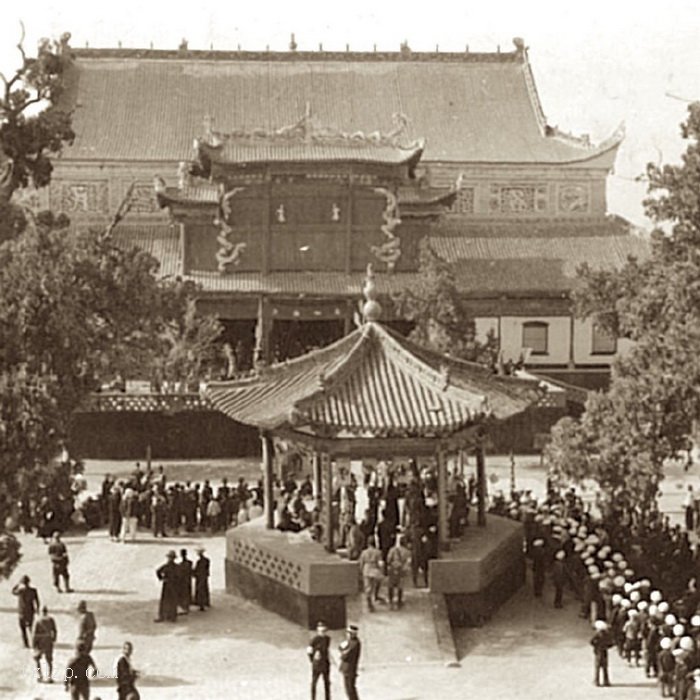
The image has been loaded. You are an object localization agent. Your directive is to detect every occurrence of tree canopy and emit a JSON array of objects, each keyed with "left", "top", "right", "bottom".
[
  {"left": 392, "top": 238, "right": 497, "bottom": 366},
  {"left": 546, "top": 103, "right": 700, "bottom": 512}
]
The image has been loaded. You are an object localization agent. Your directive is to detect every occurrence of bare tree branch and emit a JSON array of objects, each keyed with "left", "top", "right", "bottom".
[
  {"left": 16, "top": 21, "right": 27, "bottom": 64},
  {"left": 102, "top": 182, "right": 135, "bottom": 240}
]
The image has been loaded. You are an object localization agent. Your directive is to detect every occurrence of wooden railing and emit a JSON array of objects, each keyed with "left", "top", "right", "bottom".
[{"left": 80, "top": 392, "right": 212, "bottom": 413}]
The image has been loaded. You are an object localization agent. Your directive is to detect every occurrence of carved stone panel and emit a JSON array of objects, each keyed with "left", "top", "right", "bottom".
[
  {"left": 489, "top": 184, "right": 548, "bottom": 214},
  {"left": 50, "top": 180, "right": 109, "bottom": 214},
  {"left": 558, "top": 184, "right": 590, "bottom": 214}
]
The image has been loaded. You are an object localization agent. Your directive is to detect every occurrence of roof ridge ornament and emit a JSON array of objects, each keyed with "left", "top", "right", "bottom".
[{"left": 361, "top": 263, "right": 382, "bottom": 323}]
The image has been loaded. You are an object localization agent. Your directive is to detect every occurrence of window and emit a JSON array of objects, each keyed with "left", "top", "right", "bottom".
[
  {"left": 522, "top": 321, "right": 548, "bottom": 355},
  {"left": 591, "top": 324, "right": 617, "bottom": 355}
]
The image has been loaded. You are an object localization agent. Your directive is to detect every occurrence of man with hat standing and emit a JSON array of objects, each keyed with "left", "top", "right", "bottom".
[
  {"left": 591, "top": 619, "right": 613, "bottom": 687},
  {"left": 12, "top": 574, "right": 40, "bottom": 648},
  {"left": 155, "top": 550, "right": 179, "bottom": 622},
  {"left": 64, "top": 640, "right": 97, "bottom": 700},
  {"left": 552, "top": 550, "right": 566, "bottom": 609},
  {"left": 192, "top": 547, "right": 211, "bottom": 611},
  {"left": 339, "top": 624, "right": 361, "bottom": 700},
  {"left": 307, "top": 620, "right": 331, "bottom": 700},
  {"left": 76, "top": 600, "right": 97, "bottom": 653},
  {"left": 531, "top": 539, "right": 546, "bottom": 598}
]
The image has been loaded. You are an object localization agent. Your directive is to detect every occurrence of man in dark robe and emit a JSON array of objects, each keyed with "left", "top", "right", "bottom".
[
  {"left": 177, "top": 549, "right": 193, "bottom": 613},
  {"left": 155, "top": 551, "right": 179, "bottom": 622},
  {"left": 339, "top": 624, "right": 361, "bottom": 700},
  {"left": 107, "top": 487, "right": 122, "bottom": 541},
  {"left": 192, "top": 547, "right": 211, "bottom": 611}
]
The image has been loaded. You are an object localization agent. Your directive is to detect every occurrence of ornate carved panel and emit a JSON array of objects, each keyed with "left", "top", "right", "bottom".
[
  {"left": 489, "top": 184, "right": 548, "bottom": 215},
  {"left": 128, "top": 182, "right": 159, "bottom": 213},
  {"left": 451, "top": 187, "right": 475, "bottom": 214},
  {"left": 50, "top": 180, "right": 109, "bottom": 214},
  {"left": 11, "top": 186, "right": 49, "bottom": 212},
  {"left": 558, "top": 184, "right": 590, "bottom": 214},
  {"left": 371, "top": 187, "right": 401, "bottom": 272}
]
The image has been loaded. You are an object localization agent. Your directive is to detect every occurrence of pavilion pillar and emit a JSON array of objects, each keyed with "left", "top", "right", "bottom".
[
  {"left": 254, "top": 296, "right": 272, "bottom": 367},
  {"left": 476, "top": 442, "right": 487, "bottom": 527},
  {"left": 261, "top": 432, "right": 275, "bottom": 530},
  {"left": 436, "top": 447, "right": 449, "bottom": 551},
  {"left": 312, "top": 453, "right": 322, "bottom": 500},
  {"left": 320, "top": 453, "right": 335, "bottom": 553}
]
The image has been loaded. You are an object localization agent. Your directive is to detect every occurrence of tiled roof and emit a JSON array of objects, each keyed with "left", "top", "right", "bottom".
[
  {"left": 109, "top": 224, "right": 182, "bottom": 277},
  {"left": 206, "top": 321, "right": 535, "bottom": 436},
  {"left": 108, "top": 224, "right": 649, "bottom": 295},
  {"left": 62, "top": 49, "right": 621, "bottom": 165}
]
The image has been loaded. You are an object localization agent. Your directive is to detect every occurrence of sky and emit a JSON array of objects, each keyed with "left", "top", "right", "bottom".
[{"left": 1, "top": 0, "right": 699, "bottom": 227}]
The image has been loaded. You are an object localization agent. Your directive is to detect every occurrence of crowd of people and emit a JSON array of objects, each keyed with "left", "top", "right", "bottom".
[{"left": 492, "top": 483, "right": 700, "bottom": 696}]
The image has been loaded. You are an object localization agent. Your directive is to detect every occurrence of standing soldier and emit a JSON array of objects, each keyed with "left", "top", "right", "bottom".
[
  {"left": 192, "top": 547, "right": 211, "bottom": 611},
  {"left": 552, "top": 550, "right": 566, "bottom": 609},
  {"left": 531, "top": 539, "right": 546, "bottom": 598},
  {"left": 357, "top": 537, "right": 384, "bottom": 612},
  {"left": 48, "top": 531, "right": 72, "bottom": 593},
  {"left": 591, "top": 619, "right": 613, "bottom": 687},
  {"left": 307, "top": 620, "right": 331, "bottom": 700},
  {"left": 11, "top": 574, "right": 39, "bottom": 647},
  {"left": 339, "top": 624, "right": 361, "bottom": 700},
  {"left": 658, "top": 637, "right": 675, "bottom": 697},
  {"left": 386, "top": 534, "right": 411, "bottom": 610},
  {"left": 32, "top": 606, "right": 57, "bottom": 683},
  {"left": 76, "top": 601, "right": 97, "bottom": 653},
  {"left": 154, "top": 550, "right": 179, "bottom": 622},
  {"left": 64, "top": 641, "right": 97, "bottom": 700}
]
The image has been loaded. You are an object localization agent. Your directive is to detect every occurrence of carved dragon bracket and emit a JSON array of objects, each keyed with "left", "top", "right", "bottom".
[
  {"left": 371, "top": 187, "right": 402, "bottom": 272},
  {"left": 214, "top": 186, "right": 247, "bottom": 273}
]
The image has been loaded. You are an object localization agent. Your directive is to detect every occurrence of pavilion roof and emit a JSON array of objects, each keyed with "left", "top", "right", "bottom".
[{"left": 206, "top": 322, "right": 537, "bottom": 438}]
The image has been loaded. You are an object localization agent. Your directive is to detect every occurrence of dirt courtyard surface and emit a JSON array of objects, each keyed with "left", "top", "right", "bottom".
[{"left": 1, "top": 456, "right": 698, "bottom": 699}]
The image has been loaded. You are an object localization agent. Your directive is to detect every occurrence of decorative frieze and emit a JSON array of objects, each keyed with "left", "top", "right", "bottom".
[
  {"left": 214, "top": 187, "right": 247, "bottom": 272},
  {"left": 50, "top": 180, "right": 109, "bottom": 214},
  {"left": 558, "top": 184, "right": 590, "bottom": 214},
  {"left": 451, "top": 187, "right": 475, "bottom": 214},
  {"left": 489, "top": 184, "right": 548, "bottom": 215},
  {"left": 128, "top": 182, "right": 159, "bottom": 213}
]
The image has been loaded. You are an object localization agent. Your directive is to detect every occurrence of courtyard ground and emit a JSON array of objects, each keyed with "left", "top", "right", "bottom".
[{"left": 0, "top": 454, "right": 698, "bottom": 699}]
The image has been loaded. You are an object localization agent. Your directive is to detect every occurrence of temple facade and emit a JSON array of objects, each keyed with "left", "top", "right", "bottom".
[{"left": 34, "top": 38, "right": 649, "bottom": 389}]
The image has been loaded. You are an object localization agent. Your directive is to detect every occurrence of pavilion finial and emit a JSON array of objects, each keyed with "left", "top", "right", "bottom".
[{"left": 362, "top": 263, "right": 382, "bottom": 323}]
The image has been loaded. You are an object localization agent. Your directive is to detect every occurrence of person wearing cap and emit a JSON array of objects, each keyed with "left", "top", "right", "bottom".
[
  {"left": 386, "top": 534, "right": 410, "bottom": 611},
  {"left": 192, "top": 547, "right": 211, "bottom": 612},
  {"left": 645, "top": 610, "right": 662, "bottom": 679},
  {"left": 658, "top": 637, "right": 675, "bottom": 697},
  {"left": 591, "top": 620, "right": 613, "bottom": 687},
  {"left": 12, "top": 574, "right": 40, "bottom": 648},
  {"left": 623, "top": 609, "right": 642, "bottom": 666},
  {"left": 32, "top": 605, "right": 57, "bottom": 683},
  {"left": 64, "top": 640, "right": 97, "bottom": 700},
  {"left": 155, "top": 550, "right": 179, "bottom": 622},
  {"left": 48, "top": 531, "right": 72, "bottom": 593},
  {"left": 177, "top": 549, "right": 193, "bottom": 614},
  {"left": 531, "top": 539, "right": 546, "bottom": 598},
  {"left": 307, "top": 621, "right": 331, "bottom": 700},
  {"left": 76, "top": 600, "right": 97, "bottom": 653},
  {"left": 552, "top": 550, "right": 566, "bottom": 609},
  {"left": 358, "top": 537, "right": 384, "bottom": 612},
  {"left": 339, "top": 624, "right": 361, "bottom": 700},
  {"left": 115, "top": 641, "right": 139, "bottom": 700}
]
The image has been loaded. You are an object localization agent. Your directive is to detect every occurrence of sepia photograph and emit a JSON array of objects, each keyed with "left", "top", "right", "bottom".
[{"left": 1, "top": 1, "right": 700, "bottom": 698}]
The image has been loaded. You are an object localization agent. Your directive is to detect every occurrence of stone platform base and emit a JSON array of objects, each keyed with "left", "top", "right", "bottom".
[
  {"left": 429, "top": 515, "right": 525, "bottom": 627},
  {"left": 225, "top": 519, "right": 358, "bottom": 630}
]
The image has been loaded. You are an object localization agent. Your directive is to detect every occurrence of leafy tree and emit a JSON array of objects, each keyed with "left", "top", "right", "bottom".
[
  {"left": 0, "top": 26, "right": 75, "bottom": 242},
  {"left": 546, "top": 102, "right": 700, "bottom": 513},
  {"left": 393, "top": 239, "right": 497, "bottom": 365}
]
